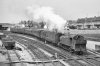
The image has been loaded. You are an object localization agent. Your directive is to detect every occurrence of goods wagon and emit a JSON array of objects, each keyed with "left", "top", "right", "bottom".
[
  {"left": 2, "top": 37, "right": 15, "bottom": 50},
  {"left": 0, "top": 33, "right": 6, "bottom": 39},
  {"left": 41, "top": 30, "right": 63, "bottom": 43}
]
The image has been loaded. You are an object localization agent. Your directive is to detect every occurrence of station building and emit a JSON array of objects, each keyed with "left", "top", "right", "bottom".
[
  {"left": 0, "top": 23, "right": 14, "bottom": 31},
  {"left": 68, "top": 16, "right": 100, "bottom": 29}
]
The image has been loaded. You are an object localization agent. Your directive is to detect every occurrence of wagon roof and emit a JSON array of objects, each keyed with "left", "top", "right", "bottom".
[{"left": 26, "top": 28, "right": 46, "bottom": 31}]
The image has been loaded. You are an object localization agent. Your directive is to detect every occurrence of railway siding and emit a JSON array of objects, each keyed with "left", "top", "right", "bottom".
[
  {"left": 8, "top": 34, "right": 90, "bottom": 66},
  {"left": 9, "top": 34, "right": 72, "bottom": 66},
  {"left": 7, "top": 50, "right": 20, "bottom": 62},
  {"left": 11, "top": 33, "right": 100, "bottom": 66},
  {"left": 15, "top": 43, "right": 34, "bottom": 62}
]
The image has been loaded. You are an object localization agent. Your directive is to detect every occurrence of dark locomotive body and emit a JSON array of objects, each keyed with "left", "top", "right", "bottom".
[
  {"left": 59, "top": 35, "right": 87, "bottom": 54},
  {"left": 10, "top": 28, "right": 87, "bottom": 54}
]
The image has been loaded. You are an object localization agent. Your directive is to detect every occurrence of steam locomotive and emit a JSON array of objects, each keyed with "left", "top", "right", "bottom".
[{"left": 10, "top": 28, "right": 87, "bottom": 54}]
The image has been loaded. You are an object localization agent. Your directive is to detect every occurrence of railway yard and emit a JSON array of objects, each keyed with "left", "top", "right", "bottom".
[
  {"left": 1, "top": 31, "right": 100, "bottom": 66},
  {"left": 1, "top": 0, "right": 100, "bottom": 66},
  {"left": 0, "top": 0, "right": 100, "bottom": 66}
]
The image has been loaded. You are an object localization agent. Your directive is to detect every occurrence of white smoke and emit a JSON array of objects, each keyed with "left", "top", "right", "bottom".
[{"left": 26, "top": 6, "right": 67, "bottom": 32}]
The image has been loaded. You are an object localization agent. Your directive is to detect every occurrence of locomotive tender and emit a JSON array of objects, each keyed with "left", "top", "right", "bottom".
[{"left": 10, "top": 28, "right": 87, "bottom": 54}]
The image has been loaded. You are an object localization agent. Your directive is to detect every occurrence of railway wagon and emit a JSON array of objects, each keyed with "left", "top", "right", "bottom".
[
  {"left": 30, "top": 29, "right": 43, "bottom": 37},
  {"left": 41, "top": 30, "right": 63, "bottom": 44},
  {"left": 2, "top": 37, "right": 15, "bottom": 50},
  {"left": 10, "top": 28, "right": 19, "bottom": 33},
  {"left": 59, "top": 35, "right": 87, "bottom": 54},
  {"left": 24, "top": 29, "right": 32, "bottom": 35},
  {"left": 21, "top": 28, "right": 44, "bottom": 38},
  {"left": 16, "top": 28, "right": 25, "bottom": 34},
  {"left": 11, "top": 28, "right": 25, "bottom": 34},
  {"left": 0, "top": 33, "right": 6, "bottom": 39}
]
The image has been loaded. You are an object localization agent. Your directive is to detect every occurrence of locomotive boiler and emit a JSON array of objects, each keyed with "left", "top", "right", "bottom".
[{"left": 10, "top": 27, "right": 87, "bottom": 54}]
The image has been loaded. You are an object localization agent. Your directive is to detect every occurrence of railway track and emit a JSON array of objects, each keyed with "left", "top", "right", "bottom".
[
  {"left": 16, "top": 42, "right": 58, "bottom": 66},
  {"left": 35, "top": 41, "right": 93, "bottom": 66},
  {"left": 11, "top": 35, "right": 69, "bottom": 59},
  {"left": 9, "top": 37, "right": 65, "bottom": 66},
  {"left": 8, "top": 33, "right": 100, "bottom": 66},
  {"left": 8, "top": 34, "right": 95, "bottom": 66},
  {"left": 87, "top": 49, "right": 100, "bottom": 56},
  {"left": 2, "top": 47, "right": 24, "bottom": 66},
  {"left": 28, "top": 45, "right": 60, "bottom": 66},
  {"left": 52, "top": 43, "right": 100, "bottom": 66},
  {"left": 22, "top": 33, "right": 100, "bottom": 66},
  {"left": 0, "top": 41, "right": 22, "bottom": 66},
  {"left": 19, "top": 34, "right": 100, "bottom": 66},
  {"left": 29, "top": 44, "right": 50, "bottom": 61},
  {"left": 15, "top": 39, "right": 55, "bottom": 61},
  {"left": 7, "top": 50, "right": 19, "bottom": 63},
  {"left": 15, "top": 42, "right": 38, "bottom": 62}
]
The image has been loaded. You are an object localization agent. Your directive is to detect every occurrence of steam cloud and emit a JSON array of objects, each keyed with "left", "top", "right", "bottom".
[{"left": 26, "top": 6, "right": 67, "bottom": 32}]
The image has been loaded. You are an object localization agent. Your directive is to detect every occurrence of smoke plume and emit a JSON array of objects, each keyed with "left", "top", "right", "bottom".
[{"left": 26, "top": 6, "right": 67, "bottom": 32}]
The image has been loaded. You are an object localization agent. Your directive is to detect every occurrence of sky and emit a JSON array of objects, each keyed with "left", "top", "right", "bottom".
[{"left": 0, "top": 0, "right": 100, "bottom": 23}]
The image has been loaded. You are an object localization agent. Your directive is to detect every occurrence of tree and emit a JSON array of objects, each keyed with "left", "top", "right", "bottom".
[{"left": 39, "top": 22, "right": 45, "bottom": 28}]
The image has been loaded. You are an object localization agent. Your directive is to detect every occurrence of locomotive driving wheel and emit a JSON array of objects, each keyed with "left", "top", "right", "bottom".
[
  {"left": 70, "top": 49, "right": 74, "bottom": 53},
  {"left": 79, "top": 51, "right": 83, "bottom": 55},
  {"left": 76, "top": 51, "right": 83, "bottom": 55}
]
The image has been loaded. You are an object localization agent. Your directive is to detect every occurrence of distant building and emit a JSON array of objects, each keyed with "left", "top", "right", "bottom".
[
  {"left": 68, "top": 16, "right": 100, "bottom": 29},
  {"left": 0, "top": 23, "right": 13, "bottom": 27}
]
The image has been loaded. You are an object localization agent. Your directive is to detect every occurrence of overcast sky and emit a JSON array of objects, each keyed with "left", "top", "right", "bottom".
[{"left": 0, "top": 0, "right": 100, "bottom": 23}]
